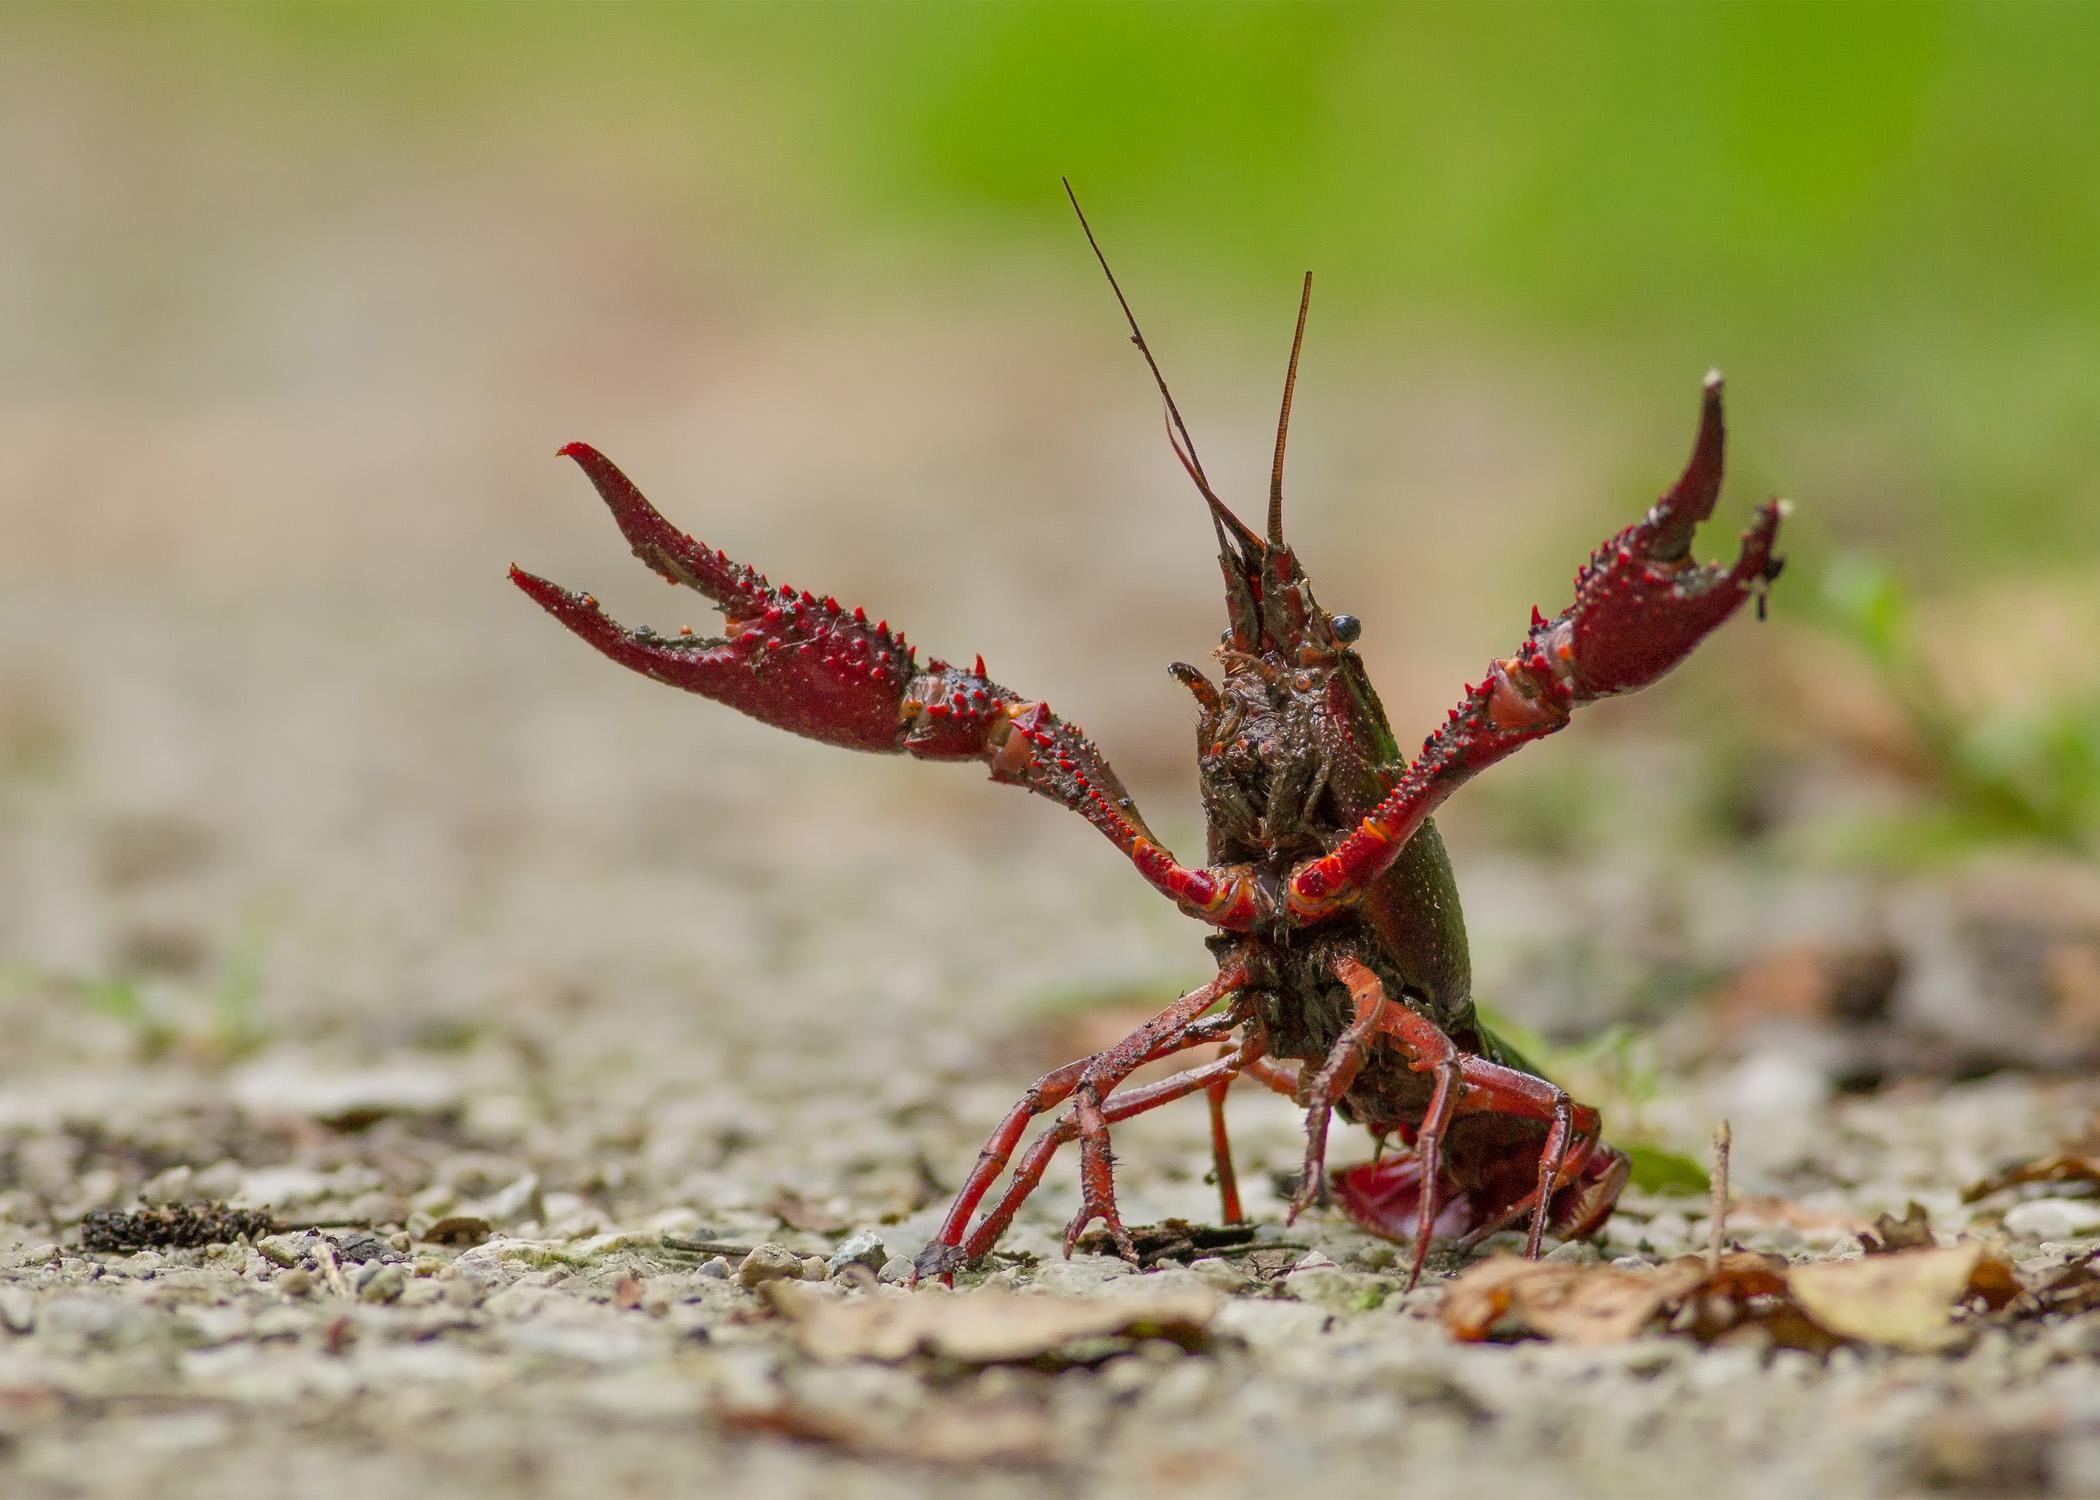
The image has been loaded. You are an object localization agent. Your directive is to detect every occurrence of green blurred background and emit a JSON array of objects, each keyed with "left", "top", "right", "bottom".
[
  {"left": 5, "top": 1, "right": 2096, "bottom": 871},
  {"left": 26, "top": 2, "right": 2097, "bottom": 557}
]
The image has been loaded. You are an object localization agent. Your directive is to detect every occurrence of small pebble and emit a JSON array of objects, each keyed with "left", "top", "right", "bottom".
[
  {"left": 479, "top": 1172, "right": 543, "bottom": 1227},
  {"left": 139, "top": 1165, "right": 198, "bottom": 1205},
  {"left": 332, "top": 1232, "right": 394, "bottom": 1265},
  {"left": 256, "top": 1235, "right": 305, "bottom": 1269},
  {"left": 1646, "top": 1211, "right": 1692, "bottom": 1247},
  {"left": 877, "top": 1256, "right": 914, "bottom": 1285},
  {"left": 277, "top": 1269, "right": 316, "bottom": 1298},
  {"left": 1187, "top": 1256, "right": 1250, "bottom": 1292},
  {"left": 2004, "top": 1198, "right": 2100, "bottom": 1242},
  {"left": 358, "top": 1264, "right": 408, "bottom": 1303},
  {"left": 799, "top": 1256, "right": 829, "bottom": 1282},
  {"left": 698, "top": 1257, "right": 731, "bottom": 1280},
  {"left": 0, "top": 1287, "right": 34, "bottom": 1334},
  {"left": 735, "top": 1243, "right": 805, "bottom": 1289},
  {"left": 826, "top": 1229, "right": 887, "bottom": 1277}
]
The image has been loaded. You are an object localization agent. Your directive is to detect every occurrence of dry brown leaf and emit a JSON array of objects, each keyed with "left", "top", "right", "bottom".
[
  {"left": 1693, "top": 1250, "right": 1794, "bottom": 1301},
  {"left": 725, "top": 1397, "right": 1056, "bottom": 1467},
  {"left": 768, "top": 1282, "right": 1218, "bottom": 1364},
  {"left": 1784, "top": 1244, "right": 2014, "bottom": 1352},
  {"left": 2021, "top": 1253, "right": 2100, "bottom": 1317},
  {"left": 1444, "top": 1245, "right": 2020, "bottom": 1353},
  {"left": 1442, "top": 1254, "right": 1714, "bottom": 1346},
  {"left": 1964, "top": 1153, "right": 2100, "bottom": 1203},
  {"left": 1859, "top": 1202, "right": 1937, "bottom": 1255}
]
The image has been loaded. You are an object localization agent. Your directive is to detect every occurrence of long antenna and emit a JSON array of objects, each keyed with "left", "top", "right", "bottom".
[
  {"left": 1268, "top": 271, "right": 1312, "bottom": 548},
  {"left": 1061, "top": 178, "right": 1259, "bottom": 557}
]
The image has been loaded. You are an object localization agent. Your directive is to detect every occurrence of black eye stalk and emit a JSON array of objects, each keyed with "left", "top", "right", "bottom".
[{"left": 1329, "top": 614, "right": 1361, "bottom": 644}]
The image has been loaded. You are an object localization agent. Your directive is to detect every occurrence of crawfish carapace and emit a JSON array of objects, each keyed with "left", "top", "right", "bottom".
[{"left": 512, "top": 200, "right": 1785, "bottom": 1289}]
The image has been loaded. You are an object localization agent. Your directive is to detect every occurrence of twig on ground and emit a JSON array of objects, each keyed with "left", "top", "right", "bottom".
[{"left": 1710, "top": 1119, "right": 1733, "bottom": 1273}]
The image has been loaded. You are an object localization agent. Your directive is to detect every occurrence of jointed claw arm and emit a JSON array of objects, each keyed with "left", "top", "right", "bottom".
[
  {"left": 511, "top": 444, "right": 1268, "bottom": 927},
  {"left": 1287, "top": 375, "right": 1785, "bottom": 922}
]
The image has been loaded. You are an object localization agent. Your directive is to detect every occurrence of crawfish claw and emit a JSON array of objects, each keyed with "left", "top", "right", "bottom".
[
  {"left": 1560, "top": 377, "right": 1787, "bottom": 700},
  {"left": 513, "top": 444, "right": 1000, "bottom": 755}
]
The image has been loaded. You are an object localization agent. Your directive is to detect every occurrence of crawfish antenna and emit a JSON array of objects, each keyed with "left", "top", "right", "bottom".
[
  {"left": 1062, "top": 178, "right": 1260, "bottom": 560},
  {"left": 1267, "top": 270, "right": 1312, "bottom": 548}
]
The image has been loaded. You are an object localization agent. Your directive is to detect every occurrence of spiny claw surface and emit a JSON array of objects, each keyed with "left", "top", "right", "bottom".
[
  {"left": 512, "top": 445, "right": 1198, "bottom": 880},
  {"left": 512, "top": 443, "right": 986, "bottom": 754},
  {"left": 1561, "top": 374, "right": 1786, "bottom": 699}
]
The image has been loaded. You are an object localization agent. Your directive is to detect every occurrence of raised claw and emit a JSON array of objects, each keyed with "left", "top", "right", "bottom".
[
  {"left": 1561, "top": 374, "right": 1786, "bottom": 699},
  {"left": 1284, "top": 373, "right": 1786, "bottom": 924},
  {"left": 514, "top": 445, "right": 1274, "bottom": 927},
  {"left": 511, "top": 443, "right": 934, "bottom": 752}
]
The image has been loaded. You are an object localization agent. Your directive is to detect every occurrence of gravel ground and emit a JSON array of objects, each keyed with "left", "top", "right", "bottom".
[
  {"left": 3, "top": 593, "right": 2098, "bottom": 1500},
  {"left": 5, "top": 52, "right": 2097, "bottom": 1491}
]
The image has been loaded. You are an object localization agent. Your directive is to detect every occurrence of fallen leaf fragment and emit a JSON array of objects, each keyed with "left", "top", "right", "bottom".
[
  {"left": 1073, "top": 1217, "right": 1258, "bottom": 1268},
  {"left": 1964, "top": 1154, "right": 2100, "bottom": 1203},
  {"left": 1441, "top": 1254, "right": 1715, "bottom": 1346},
  {"left": 2020, "top": 1253, "right": 2100, "bottom": 1318},
  {"left": 1443, "top": 1244, "right": 2020, "bottom": 1352},
  {"left": 725, "top": 1397, "right": 1055, "bottom": 1467},
  {"left": 1859, "top": 1202, "right": 1937, "bottom": 1255},
  {"left": 1785, "top": 1245, "right": 2002, "bottom": 1352},
  {"left": 767, "top": 1282, "right": 1217, "bottom": 1364}
]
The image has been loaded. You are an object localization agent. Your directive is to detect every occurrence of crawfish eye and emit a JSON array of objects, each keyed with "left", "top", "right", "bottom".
[{"left": 1329, "top": 613, "right": 1361, "bottom": 644}]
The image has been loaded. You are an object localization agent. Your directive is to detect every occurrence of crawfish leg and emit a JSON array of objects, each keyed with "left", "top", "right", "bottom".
[
  {"left": 1062, "top": 964, "right": 1253, "bottom": 1259},
  {"left": 1205, "top": 1053, "right": 1303, "bottom": 1224},
  {"left": 1285, "top": 987, "right": 1393, "bottom": 1223},
  {"left": 1373, "top": 1019, "right": 1606, "bottom": 1262},
  {"left": 1456, "top": 1133, "right": 1607, "bottom": 1254},
  {"left": 1242, "top": 1055, "right": 1302, "bottom": 1098},
  {"left": 1205, "top": 1068, "right": 1244, "bottom": 1226},
  {"left": 959, "top": 1034, "right": 1268, "bottom": 1264},
  {"left": 914, "top": 965, "right": 1248, "bottom": 1280},
  {"left": 1330, "top": 956, "right": 1464, "bottom": 1290},
  {"left": 1450, "top": 1064, "right": 1600, "bottom": 1259}
]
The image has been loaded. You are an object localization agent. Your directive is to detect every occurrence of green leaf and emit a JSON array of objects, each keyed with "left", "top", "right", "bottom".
[{"left": 1621, "top": 1142, "right": 1710, "bottom": 1197}]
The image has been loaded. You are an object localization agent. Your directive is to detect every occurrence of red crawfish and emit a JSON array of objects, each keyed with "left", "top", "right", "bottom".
[{"left": 510, "top": 193, "right": 1786, "bottom": 1288}]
